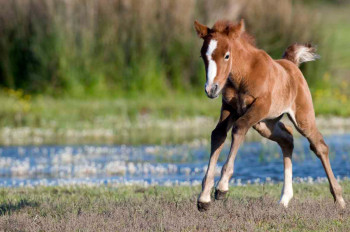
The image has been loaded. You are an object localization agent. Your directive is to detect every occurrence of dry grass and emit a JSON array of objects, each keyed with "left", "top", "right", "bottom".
[{"left": 0, "top": 182, "right": 349, "bottom": 231}]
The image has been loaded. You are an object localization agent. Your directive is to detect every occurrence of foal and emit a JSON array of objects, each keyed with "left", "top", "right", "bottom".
[{"left": 194, "top": 19, "right": 345, "bottom": 211}]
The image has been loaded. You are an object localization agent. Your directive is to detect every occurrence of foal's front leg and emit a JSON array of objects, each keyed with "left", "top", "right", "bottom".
[
  {"left": 214, "top": 126, "right": 244, "bottom": 198},
  {"left": 197, "top": 104, "right": 235, "bottom": 211},
  {"left": 215, "top": 98, "right": 270, "bottom": 199}
]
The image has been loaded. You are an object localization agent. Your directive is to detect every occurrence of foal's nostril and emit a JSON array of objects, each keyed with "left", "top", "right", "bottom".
[
  {"left": 205, "top": 83, "right": 219, "bottom": 98},
  {"left": 212, "top": 83, "right": 219, "bottom": 94}
]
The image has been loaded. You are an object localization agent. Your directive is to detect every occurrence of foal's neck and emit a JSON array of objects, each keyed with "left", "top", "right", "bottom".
[{"left": 229, "top": 38, "right": 256, "bottom": 84}]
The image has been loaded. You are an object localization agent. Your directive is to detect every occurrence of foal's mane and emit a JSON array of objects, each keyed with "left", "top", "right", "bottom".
[{"left": 212, "top": 20, "right": 256, "bottom": 47}]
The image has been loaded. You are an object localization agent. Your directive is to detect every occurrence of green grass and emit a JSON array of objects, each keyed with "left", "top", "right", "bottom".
[
  {"left": 0, "top": 92, "right": 220, "bottom": 129},
  {"left": 0, "top": 88, "right": 349, "bottom": 145},
  {"left": 0, "top": 182, "right": 349, "bottom": 231},
  {"left": 0, "top": 91, "right": 222, "bottom": 145},
  {"left": 0, "top": 88, "right": 349, "bottom": 129}
]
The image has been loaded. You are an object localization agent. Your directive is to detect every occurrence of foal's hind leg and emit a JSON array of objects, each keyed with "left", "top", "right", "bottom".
[
  {"left": 253, "top": 119, "right": 294, "bottom": 207},
  {"left": 292, "top": 105, "right": 346, "bottom": 208}
]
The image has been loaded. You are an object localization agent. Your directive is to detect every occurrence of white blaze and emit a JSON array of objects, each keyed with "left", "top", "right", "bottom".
[{"left": 206, "top": 40, "right": 218, "bottom": 86}]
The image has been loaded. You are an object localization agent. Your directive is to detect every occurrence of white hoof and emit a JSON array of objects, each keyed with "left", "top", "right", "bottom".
[
  {"left": 279, "top": 195, "right": 293, "bottom": 208},
  {"left": 337, "top": 197, "right": 346, "bottom": 209}
]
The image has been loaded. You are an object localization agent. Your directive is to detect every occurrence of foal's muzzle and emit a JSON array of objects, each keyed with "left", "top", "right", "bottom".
[{"left": 205, "top": 83, "right": 220, "bottom": 99}]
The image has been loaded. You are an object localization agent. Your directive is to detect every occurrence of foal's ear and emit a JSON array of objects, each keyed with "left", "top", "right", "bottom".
[
  {"left": 194, "top": 20, "right": 209, "bottom": 39},
  {"left": 226, "top": 19, "right": 245, "bottom": 38},
  {"left": 237, "top": 19, "right": 245, "bottom": 33}
]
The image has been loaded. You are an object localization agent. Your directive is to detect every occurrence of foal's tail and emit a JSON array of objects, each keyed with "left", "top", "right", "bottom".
[{"left": 282, "top": 43, "right": 320, "bottom": 67}]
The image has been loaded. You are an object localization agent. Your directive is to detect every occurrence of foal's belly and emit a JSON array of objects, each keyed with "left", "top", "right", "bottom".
[
  {"left": 266, "top": 100, "right": 295, "bottom": 122},
  {"left": 266, "top": 105, "right": 286, "bottom": 119}
]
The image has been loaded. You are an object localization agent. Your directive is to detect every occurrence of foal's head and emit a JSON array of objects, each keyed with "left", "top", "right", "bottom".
[{"left": 194, "top": 20, "right": 246, "bottom": 98}]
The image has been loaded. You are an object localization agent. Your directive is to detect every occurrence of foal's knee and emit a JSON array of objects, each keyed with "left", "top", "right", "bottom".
[
  {"left": 280, "top": 137, "right": 294, "bottom": 152},
  {"left": 232, "top": 119, "right": 250, "bottom": 137},
  {"left": 211, "top": 127, "right": 227, "bottom": 144},
  {"left": 277, "top": 123, "right": 294, "bottom": 151},
  {"left": 278, "top": 132, "right": 294, "bottom": 151},
  {"left": 211, "top": 126, "right": 227, "bottom": 139}
]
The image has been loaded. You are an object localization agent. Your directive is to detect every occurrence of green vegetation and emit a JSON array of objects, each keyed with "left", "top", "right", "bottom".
[
  {"left": 0, "top": 182, "right": 349, "bottom": 231},
  {"left": 0, "top": 0, "right": 342, "bottom": 95},
  {"left": 0, "top": 86, "right": 349, "bottom": 145},
  {"left": 0, "top": 91, "right": 220, "bottom": 145},
  {"left": 0, "top": 90, "right": 219, "bottom": 128},
  {"left": 0, "top": 86, "right": 348, "bottom": 130},
  {"left": 0, "top": 0, "right": 349, "bottom": 142}
]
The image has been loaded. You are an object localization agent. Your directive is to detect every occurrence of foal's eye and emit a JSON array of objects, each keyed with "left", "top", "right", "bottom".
[{"left": 224, "top": 52, "right": 230, "bottom": 60}]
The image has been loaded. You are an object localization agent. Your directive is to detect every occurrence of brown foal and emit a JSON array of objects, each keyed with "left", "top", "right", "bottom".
[{"left": 194, "top": 19, "right": 345, "bottom": 212}]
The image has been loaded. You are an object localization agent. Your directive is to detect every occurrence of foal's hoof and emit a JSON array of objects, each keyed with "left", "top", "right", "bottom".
[
  {"left": 215, "top": 189, "right": 228, "bottom": 200},
  {"left": 336, "top": 197, "right": 346, "bottom": 209},
  {"left": 197, "top": 201, "right": 211, "bottom": 212}
]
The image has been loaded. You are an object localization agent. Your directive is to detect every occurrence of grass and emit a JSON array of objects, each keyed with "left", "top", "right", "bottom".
[
  {"left": 0, "top": 91, "right": 220, "bottom": 128},
  {"left": 0, "top": 89, "right": 350, "bottom": 145},
  {"left": 0, "top": 92, "right": 222, "bottom": 145},
  {"left": 1, "top": 87, "right": 349, "bottom": 130},
  {"left": 0, "top": 182, "right": 349, "bottom": 231}
]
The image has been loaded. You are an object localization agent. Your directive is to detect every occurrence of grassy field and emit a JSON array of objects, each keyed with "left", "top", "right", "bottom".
[
  {"left": 1, "top": 89, "right": 350, "bottom": 145},
  {"left": 0, "top": 92, "right": 219, "bottom": 128},
  {"left": 0, "top": 92, "right": 221, "bottom": 145},
  {"left": 1, "top": 91, "right": 350, "bottom": 145},
  {"left": 0, "top": 88, "right": 349, "bottom": 129},
  {"left": 0, "top": 182, "right": 349, "bottom": 231}
]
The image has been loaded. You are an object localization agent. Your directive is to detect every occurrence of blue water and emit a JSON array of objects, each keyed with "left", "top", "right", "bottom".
[{"left": 0, "top": 134, "right": 349, "bottom": 187}]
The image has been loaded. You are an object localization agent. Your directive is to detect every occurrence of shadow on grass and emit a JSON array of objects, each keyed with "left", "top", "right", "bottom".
[{"left": 0, "top": 199, "right": 39, "bottom": 216}]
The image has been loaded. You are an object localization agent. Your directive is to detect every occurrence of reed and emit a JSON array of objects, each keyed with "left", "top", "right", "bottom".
[{"left": 0, "top": 0, "right": 329, "bottom": 96}]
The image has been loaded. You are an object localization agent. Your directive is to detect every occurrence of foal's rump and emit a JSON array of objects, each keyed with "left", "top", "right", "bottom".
[
  {"left": 274, "top": 44, "right": 320, "bottom": 130},
  {"left": 278, "top": 43, "right": 320, "bottom": 113},
  {"left": 267, "top": 43, "right": 318, "bottom": 122}
]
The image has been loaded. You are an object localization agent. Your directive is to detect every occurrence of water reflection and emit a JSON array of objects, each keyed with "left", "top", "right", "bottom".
[{"left": 0, "top": 134, "right": 349, "bottom": 187}]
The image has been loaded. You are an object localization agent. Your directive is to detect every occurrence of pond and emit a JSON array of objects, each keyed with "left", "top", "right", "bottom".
[{"left": 0, "top": 134, "right": 349, "bottom": 187}]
